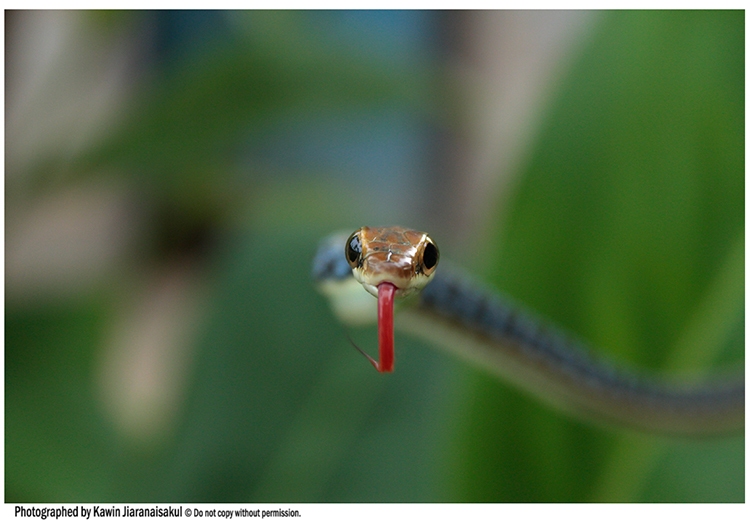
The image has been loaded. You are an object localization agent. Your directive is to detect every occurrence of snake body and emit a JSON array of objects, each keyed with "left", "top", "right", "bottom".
[{"left": 312, "top": 227, "right": 744, "bottom": 435}]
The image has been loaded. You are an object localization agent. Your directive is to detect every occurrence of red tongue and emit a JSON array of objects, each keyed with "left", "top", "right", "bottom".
[{"left": 377, "top": 282, "right": 396, "bottom": 372}]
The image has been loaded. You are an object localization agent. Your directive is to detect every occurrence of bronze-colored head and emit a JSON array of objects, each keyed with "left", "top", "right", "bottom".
[{"left": 345, "top": 226, "right": 439, "bottom": 299}]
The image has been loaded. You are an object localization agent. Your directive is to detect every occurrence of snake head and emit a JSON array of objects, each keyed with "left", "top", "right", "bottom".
[
  {"left": 345, "top": 226, "right": 439, "bottom": 299},
  {"left": 343, "top": 226, "right": 439, "bottom": 373}
]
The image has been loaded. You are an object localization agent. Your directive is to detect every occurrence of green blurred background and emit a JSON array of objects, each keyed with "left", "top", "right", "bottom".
[{"left": 5, "top": 10, "right": 743, "bottom": 502}]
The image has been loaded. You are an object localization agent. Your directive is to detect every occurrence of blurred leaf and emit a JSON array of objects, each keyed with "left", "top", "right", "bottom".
[
  {"left": 5, "top": 302, "right": 117, "bottom": 501},
  {"left": 447, "top": 11, "right": 743, "bottom": 502}
]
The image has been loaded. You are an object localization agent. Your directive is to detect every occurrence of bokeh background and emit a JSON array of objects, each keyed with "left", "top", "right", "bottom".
[{"left": 5, "top": 10, "right": 744, "bottom": 502}]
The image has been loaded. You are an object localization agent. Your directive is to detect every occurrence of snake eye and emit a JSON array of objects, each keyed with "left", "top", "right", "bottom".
[
  {"left": 345, "top": 231, "right": 362, "bottom": 268},
  {"left": 420, "top": 238, "right": 439, "bottom": 275}
]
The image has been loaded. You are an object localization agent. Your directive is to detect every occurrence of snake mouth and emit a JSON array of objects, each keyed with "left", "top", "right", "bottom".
[
  {"left": 376, "top": 282, "right": 397, "bottom": 373},
  {"left": 356, "top": 276, "right": 405, "bottom": 299}
]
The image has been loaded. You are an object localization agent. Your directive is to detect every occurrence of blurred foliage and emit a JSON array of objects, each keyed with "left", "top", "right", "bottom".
[
  {"left": 448, "top": 11, "right": 744, "bottom": 502},
  {"left": 6, "top": 10, "right": 451, "bottom": 503},
  {"left": 13, "top": 11, "right": 443, "bottom": 208},
  {"left": 5, "top": 10, "right": 744, "bottom": 504}
]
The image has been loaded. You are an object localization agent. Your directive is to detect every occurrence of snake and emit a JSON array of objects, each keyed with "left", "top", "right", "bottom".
[{"left": 312, "top": 226, "right": 744, "bottom": 436}]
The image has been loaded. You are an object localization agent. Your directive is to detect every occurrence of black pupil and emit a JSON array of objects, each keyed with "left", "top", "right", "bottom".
[
  {"left": 423, "top": 242, "right": 438, "bottom": 269},
  {"left": 347, "top": 235, "right": 362, "bottom": 264}
]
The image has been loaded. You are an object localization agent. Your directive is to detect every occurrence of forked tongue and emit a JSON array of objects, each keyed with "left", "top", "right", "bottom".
[{"left": 377, "top": 282, "right": 396, "bottom": 372}]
